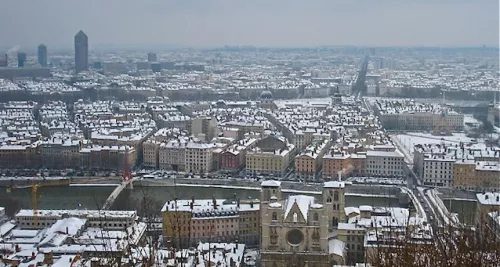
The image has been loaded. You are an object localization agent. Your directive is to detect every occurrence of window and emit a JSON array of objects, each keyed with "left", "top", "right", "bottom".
[
  {"left": 334, "top": 191, "right": 339, "bottom": 201},
  {"left": 313, "top": 213, "right": 319, "bottom": 221},
  {"left": 272, "top": 212, "right": 277, "bottom": 221},
  {"left": 293, "top": 212, "right": 298, "bottom": 223}
]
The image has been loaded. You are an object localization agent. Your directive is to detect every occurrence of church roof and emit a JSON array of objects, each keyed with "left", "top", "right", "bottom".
[{"left": 284, "top": 195, "right": 315, "bottom": 220}]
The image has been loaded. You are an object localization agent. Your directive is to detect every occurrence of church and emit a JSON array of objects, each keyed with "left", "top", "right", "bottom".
[{"left": 260, "top": 180, "right": 346, "bottom": 267}]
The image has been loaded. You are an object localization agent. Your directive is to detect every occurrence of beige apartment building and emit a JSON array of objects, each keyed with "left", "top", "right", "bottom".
[
  {"left": 158, "top": 139, "right": 188, "bottom": 171},
  {"left": 40, "top": 138, "right": 82, "bottom": 169},
  {"left": 142, "top": 140, "right": 160, "bottom": 168},
  {"left": 295, "top": 139, "right": 330, "bottom": 181},
  {"left": 453, "top": 160, "right": 476, "bottom": 190},
  {"left": 379, "top": 111, "right": 464, "bottom": 132},
  {"left": 185, "top": 142, "right": 216, "bottom": 174},
  {"left": 246, "top": 135, "right": 295, "bottom": 177}
]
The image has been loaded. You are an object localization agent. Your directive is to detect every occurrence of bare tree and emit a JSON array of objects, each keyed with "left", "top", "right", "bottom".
[{"left": 367, "top": 214, "right": 500, "bottom": 267}]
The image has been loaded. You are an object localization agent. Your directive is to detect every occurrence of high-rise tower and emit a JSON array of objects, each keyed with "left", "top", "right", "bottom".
[
  {"left": 37, "top": 44, "right": 47, "bottom": 67},
  {"left": 74, "top": 30, "right": 88, "bottom": 73},
  {"left": 147, "top": 52, "right": 157, "bottom": 62},
  {"left": 17, "top": 52, "right": 26, "bottom": 68}
]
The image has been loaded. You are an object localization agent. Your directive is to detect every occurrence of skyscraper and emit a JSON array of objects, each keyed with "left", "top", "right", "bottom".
[
  {"left": 0, "top": 54, "right": 7, "bottom": 67},
  {"left": 147, "top": 52, "right": 157, "bottom": 62},
  {"left": 74, "top": 30, "right": 88, "bottom": 73},
  {"left": 17, "top": 52, "right": 26, "bottom": 68},
  {"left": 38, "top": 44, "right": 47, "bottom": 67}
]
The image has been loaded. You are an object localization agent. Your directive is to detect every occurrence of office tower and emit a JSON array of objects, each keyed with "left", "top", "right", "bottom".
[
  {"left": 0, "top": 54, "right": 7, "bottom": 67},
  {"left": 38, "top": 44, "right": 47, "bottom": 67},
  {"left": 147, "top": 52, "right": 157, "bottom": 62},
  {"left": 74, "top": 30, "right": 88, "bottom": 73},
  {"left": 17, "top": 52, "right": 26, "bottom": 68}
]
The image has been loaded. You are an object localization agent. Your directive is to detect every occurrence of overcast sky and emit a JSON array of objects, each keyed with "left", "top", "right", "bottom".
[{"left": 1, "top": 0, "right": 498, "bottom": 49}]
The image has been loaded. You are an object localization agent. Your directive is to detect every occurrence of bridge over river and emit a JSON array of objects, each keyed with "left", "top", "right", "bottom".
[{"left": 101, "top": 178, "right": 135, "bottom": 210}]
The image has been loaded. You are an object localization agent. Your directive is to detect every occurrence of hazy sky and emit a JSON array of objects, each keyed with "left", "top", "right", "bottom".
[{"left": 1, "top": 0, "right": 498, "bottom": 49}]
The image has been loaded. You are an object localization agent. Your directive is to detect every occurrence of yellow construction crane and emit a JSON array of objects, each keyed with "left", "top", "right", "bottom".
[
  {"left": 7, "top": 179, "right": 70, "bottom": 226},
  {"left": 433, "top": 110, "right": 451, "bottom": 136}
]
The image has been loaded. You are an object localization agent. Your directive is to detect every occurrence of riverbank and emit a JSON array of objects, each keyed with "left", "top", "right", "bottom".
[{"left": 134, "top": 177, "right": 402, "bottom": 197}]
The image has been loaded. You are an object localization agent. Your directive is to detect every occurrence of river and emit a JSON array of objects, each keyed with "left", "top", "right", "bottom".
[{"left": 0, "top": 185, "right": 400, "bottom": 216}]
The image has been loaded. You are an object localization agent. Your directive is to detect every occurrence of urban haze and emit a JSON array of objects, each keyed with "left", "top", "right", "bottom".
[
  {"left": 0, "top": 0, "right": 499, "bottom": 49},
  {"left": 0, "top": 1, "right": 499, "bottom": 267}
]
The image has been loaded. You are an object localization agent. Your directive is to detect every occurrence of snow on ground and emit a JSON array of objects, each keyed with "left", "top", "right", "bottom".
[
  {"left": 425, "top": 188, "right": 460, "bottom": 227},
  {"left": 400, "top": 187, "right": 426, "bottom": 222},
  {"left": 390, "top": 132, "right": 482, "bottom": 163},
  {"left": 346, "top": 176, "right": 406, "bottom": 186},
  {"left": 463, "top": 114, "right": 481, "bottom": 126}
]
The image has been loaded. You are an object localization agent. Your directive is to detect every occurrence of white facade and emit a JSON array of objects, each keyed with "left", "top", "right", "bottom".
[
  {"left": 15, "top": 209, "right": 137, "bottom": 230},
  {"left": 185, "top": 143, "right": 215, "bottom": 173},
  {"left": 422, "top": 158, "right": 455, "bottom": 187},
  {"left": 365, "top": 150, "right": 405, "bottom": 177}
]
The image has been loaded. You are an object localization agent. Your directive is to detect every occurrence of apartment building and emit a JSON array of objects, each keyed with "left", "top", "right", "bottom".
[
  {"left": 159, "top": 139, "right": 188, "bottom": 171},
  {"left": 15, "top": 209, "right": 137, "bottom": 230},
  {"left": 142, "top": 140, "right": 160, "bottom": 168},
  {"left": 374, "top": 100, "right": 464, "bottom": 132},
  {"left": 379, "top": 112, "right": 464, "bottom": 132},
  {"left": 220, "top": 138, "right": 258, "bottom": 171},
  {"left": 323, "top": 152, "right": 367, "bottom": 180},
  {"left": 245, "top": 135, "right": 295, "bottom": 177},
  {"left": 161, "top": 198, "right": 260, "bottom": 247},
  {"left": 0, "top": 143, "right": 41, "bottom": 169},
  {"left": 472, "top": 161, "right": 500, "bottom": 191},
  {"left": 337, "top": 206, "right": 373, "bottom": 264},
  {"left": 365, "top": 150, "right": 405, "bottom": 177},
  {"left": 293, "top": 129, "right": 317, "bottom": 151},
  {"left": 422, "top": 156, "right": 455, "bottom": 187},
  {"left": 190, "top": 116, "right": 217, "bottom": 141},
  {"left": 224, "top": 120, "right": 268, "bottom": 135},
  {"left": 295, "top": 139, "right": 330, "bottom": 181},
  {"left": 339, "top": 206, "right": 431, "bottom": 265},
  {"left": 40, "top": 138, "right": 82, "bottom": 169},
  {"left": 453, "top": 160, "right": 476, "bottom": 190},
  {"left": 185, "top": 142, "right": 216, "bottom": 174},
  {"left": 476, "top": 192, "right": 500, "bottom": 225},
  {"left": 415, "top": 143, "right": 500, "bottom": 189},
  {"left": 79, "top": 145, "right": 136, "bottom": 171}
]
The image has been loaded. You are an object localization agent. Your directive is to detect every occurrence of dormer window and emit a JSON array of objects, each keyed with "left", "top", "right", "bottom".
[
  {"left": 313, "top": 213, "right": 319, "bottom": 221},
  {"left": 272, "top": 212, "right": 277, "bottom": 221},
  {"left": 293, "top": 212, "right": 298, "bottom": 223}
]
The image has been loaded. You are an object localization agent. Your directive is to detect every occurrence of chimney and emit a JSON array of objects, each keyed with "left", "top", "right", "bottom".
[
  {"left": 237, "top": 198, "right": 240, "bottom": 208},
  {"left": 66, "top": 227, "right": 69, "bottom": 234},
  {"left": 250, "top": 201, "right": 254, "bottom": 208}
]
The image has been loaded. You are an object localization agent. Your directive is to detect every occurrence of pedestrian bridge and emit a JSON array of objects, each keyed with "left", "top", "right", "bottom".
[{"left": 102, "top": 177, "right": 135, "bottom": 210}]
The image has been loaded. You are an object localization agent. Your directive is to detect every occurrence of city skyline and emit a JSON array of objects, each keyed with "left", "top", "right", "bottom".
[{"left": 0, "top": 0, "right": 498, "bottom": 49}]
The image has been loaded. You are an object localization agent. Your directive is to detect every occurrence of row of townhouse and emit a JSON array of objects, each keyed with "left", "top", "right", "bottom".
[
  {"left": 414, "top": 142, "right": 500, "bottom": 190},
  {"left": 0, "top": 139, "right": 136, "bottom": 171}
]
